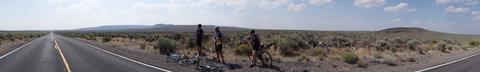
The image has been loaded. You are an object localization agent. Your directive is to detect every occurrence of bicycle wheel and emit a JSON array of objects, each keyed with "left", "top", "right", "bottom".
[
  {"left": 165, "top": 56, "right": 171, "bottom": 63},
  {"left": 260, "top": 52, "right": 273, "bottom": 66},
  {"left": 178, "top": 59, "right": 192, "bottom": 67}
]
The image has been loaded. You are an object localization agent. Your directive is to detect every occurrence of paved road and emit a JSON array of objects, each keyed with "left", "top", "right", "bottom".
[
  {"left": 0, "top": 33, "right": 168, "bottom": 72},
  {"left": 0, "top": 34, "right": 64, "bottom": 72},
  {"left": 423, "top": 53, "right": 480, "bottom": 72}
]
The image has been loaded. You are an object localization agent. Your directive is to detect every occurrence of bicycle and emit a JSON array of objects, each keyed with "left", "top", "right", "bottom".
[
  {"left": 167, "top": 53, "right": 222, "bottom": 72},
  {"left": 249, "top": 44, "right": 273, "bottom": 66},
  {"left": 195, "top": 56, "right": 223, "bottom": 72},
  {"left": 165, "top": 51, "right": 190, "bottom": 66}
]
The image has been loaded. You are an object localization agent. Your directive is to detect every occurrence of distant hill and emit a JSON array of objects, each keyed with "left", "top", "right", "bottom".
[
  {"left": 77, "top": 25, "right": 155, "bottom": 31},
  {"left": 74, "top": 24, "right": 250, "bottom": 32},
  {"left": 377, "top": 27, "right": 432, "bottom": 33},
  {"left": 72, "top": 25, "right": 468, "bottom": 36},
  {"left": 372, "top": 27, "right": 467, "bottom": 37}
]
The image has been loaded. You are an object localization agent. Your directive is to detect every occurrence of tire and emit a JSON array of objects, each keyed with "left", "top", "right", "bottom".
[
  {"left": 260, "top": 52, "right": 273, "bottom": 66},
  {"left": 165, "top": 56, "right": 170, "bottom": 63},
  {"left": 178, "top": 59, "right": 189, "bottom": 67}
]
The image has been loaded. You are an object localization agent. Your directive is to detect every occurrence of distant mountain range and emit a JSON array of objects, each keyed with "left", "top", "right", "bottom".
[
  {"left": 77, "top": 25, "right": 156, "bottom": 31},
  {"left": 72, "top": 24, "right": 476, "bottom": 36},
  {"left": 75, "top": 24, "right": 250, "bottom": 32}
]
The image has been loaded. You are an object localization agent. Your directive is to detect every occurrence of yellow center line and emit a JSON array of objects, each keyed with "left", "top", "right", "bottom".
[{"left": 53, "top": 37, "right": 72, "bottom": 72}]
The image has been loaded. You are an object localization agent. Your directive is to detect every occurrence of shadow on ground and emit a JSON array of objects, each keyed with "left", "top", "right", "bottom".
[{"left": 259, "top": 64, "right": 282, "bottom": 72}]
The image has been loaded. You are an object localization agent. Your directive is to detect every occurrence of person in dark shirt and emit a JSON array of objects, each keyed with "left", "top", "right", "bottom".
[
  {"left": 196, "top": 24, "right": 204, "bottom": 56},
  {"left": 214, "top": 27, "right": 225, "bottom": 63},
  {"left": 249, "top": 30, "right": 261, "bottom": 67}
]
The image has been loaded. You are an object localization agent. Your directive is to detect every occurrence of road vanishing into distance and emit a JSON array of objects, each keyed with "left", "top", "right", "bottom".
[{"left": 0, "top": 33, "right": 170, "bottom": 72}]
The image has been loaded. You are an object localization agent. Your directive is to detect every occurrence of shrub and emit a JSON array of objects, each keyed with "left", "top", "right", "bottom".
[
  {"left": 156, "top": 37, "right": 177, "bottom": 55},
  {"left": 311, "top": 48, "right": 326, "bottom": 56},
  {"left": 273, "top": 36, "right": 307, "bottom": 56},
  {"left": 373, "top": 40, "right": 389, "bottom": 51},
  {"left": 382, "top": 54, "right": 398, "bottom": 66},
  {"left": 438, "top": 41, "right": 449, "bottom": 53},
  {"left": 469, "top": 40, "right": 480, "bottom": 46},
  {"left": 140, "top": 43, "right": 147, "bottom": 49},
  {"left": 185, "top": 37, "right": 195, "bottom": 48},
  {"left": 297, "top": 54, "right": 309, "bottom": 62},
  {"left": 407, "top": 56, "right": 416, "bottom": 62},
  {"left": 233, "top": 44, "right": 251, "bottom": 56},
  {"left": 380, "top": 52, "right": 399, "bottom": 66},
  {"left": 357, "top": 58, "right": 368, "bottom": 68},
  {"left": 102, "top": 37, "right": 112, "bottom": 42},
  {"left": 325, "top": 36, "right": 354, "bottom": 48},
  {"left": 341, "top": 51, "right": 358, "bottom": 64},
  {"left": 81, "top": 33, "right": 96, "bottom": 40},
  {"left": 406, "top": 39, "right": 420, "bottom": 50}
]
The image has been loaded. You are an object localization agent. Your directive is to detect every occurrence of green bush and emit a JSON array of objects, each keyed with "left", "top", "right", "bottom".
[
  {"left": 233, "top": 44, "right": 251, "bottom": 56},
  {"left": 156, "top": 37, "right": 177, "bottom": 55},
  {"left": 382, "top": 54, "right": 398, "bottom": 66},
  {"left": 273, "top": 35, "right": 307, "bottom": 56},
  {"left": 469, "top": 40, "right": 480, "bottom": 46},
  {"left": 102, "top": 37, "right": 112, "bottom": 42},
  {"left": 273, "top": 37, "right": 291, "bottom": 56},
  {"left": 81, "top": 34, "right": 96, "bottom": 40},
  {"left": 406, "top": 39, "right": 420, "bottom": 50},
  {"left": 341, "top": 51, "right": 358, "bottom": 64},
  {"left": 185, "top": 37, "right": 195, "bottom": 48}
]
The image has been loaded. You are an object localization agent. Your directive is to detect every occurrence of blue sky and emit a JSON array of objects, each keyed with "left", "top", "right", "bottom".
[{"left": 0, "top": 0, "right": 479, "bottom": 34}]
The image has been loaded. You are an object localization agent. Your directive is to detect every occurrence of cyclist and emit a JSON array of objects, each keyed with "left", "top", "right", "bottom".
[
  {"left": 196, "top": 24, "right": 205, "bottom": 56},
  {"left": 248, "top": 30, "right": 261, "bottom": 68},
  {"left": 214, "top": 27, "right": 225, "bottom": 63}
]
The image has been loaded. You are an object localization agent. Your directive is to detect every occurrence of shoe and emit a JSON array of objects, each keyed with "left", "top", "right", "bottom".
[{"left": 249, "top": 64, "right": 255, "bottom": 68}]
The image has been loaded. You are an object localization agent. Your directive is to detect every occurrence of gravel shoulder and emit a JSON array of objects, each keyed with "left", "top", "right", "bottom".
[
  {"left": 360, "top": 47, "right": 480, "bottom": 72},
  {"left": 77, "top": 38, "right": 196, "bottom": 72},
  {"left": 0, "top": 40, "right": 33, "bottom": 56}
]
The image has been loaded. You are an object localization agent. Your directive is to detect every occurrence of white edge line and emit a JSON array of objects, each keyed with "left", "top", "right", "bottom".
[
  {"left": 416, "top": 52, "right": 480, "bottom": 72},
  {"left": 0, "top": 36, "right": 41, "bottom": 59},
  {"left": 79, "top": 40, "right": 172, "bottom": 72}
]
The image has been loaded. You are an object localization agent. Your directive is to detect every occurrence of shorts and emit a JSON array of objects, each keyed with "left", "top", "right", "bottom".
[{"left": 215, "top": 44, "right": 223, "bottom": 52}]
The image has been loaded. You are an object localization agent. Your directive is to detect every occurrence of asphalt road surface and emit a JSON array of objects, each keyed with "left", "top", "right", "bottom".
[
  {"left": 422, "top": 53, "right": 480, "bottom": 72},
  {"left": 0, "top": 33, "right": 169, "bottom": 72}
]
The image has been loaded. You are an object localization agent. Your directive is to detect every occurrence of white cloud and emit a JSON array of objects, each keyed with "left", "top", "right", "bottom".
[
  {"left": 436, "top": 0, "right": 464, "bottom": 4},
  {"left": 436, "top": 0, "right": 479, "bottom": 5},
  {"left": 445, "top": 6, "right": 470, "bottom": 13},
  {"left": 473, "top": 11, "right": 480, "bottom": 15},
  {"left": 472, "top": 11, "right": 480, "bottom": 23},
  {"left": 44, "top": 0, "right": 105, "bottom": 14},
  {"left": 257, "top": 0, "right": 290, "bottom": 11},
  {"left": 473, "top": 16, "right": 480, "bottom": 23},
  {"left": 354, "top": 0, "right": 386, "bottom": 8},
  {"left": 132, "top": 2, "right": 177, "bottom": 12},
  {"left": 384, "top": 3, "right": 416, "bottom": 13},
  {"left": 169, "top": 0, "right": 295, "bottom": 12},
  {"left": 287, "top": 3, "right": 306, "bottom": 12},
  {"left": 391, "top": 18, "right": 401, "bottom": 22},
  {"left": 466, "top": 0, "right": 479, "bottom": 5},
  {"left": 309, "top": 0, "right": 333, "bottom": 6}
]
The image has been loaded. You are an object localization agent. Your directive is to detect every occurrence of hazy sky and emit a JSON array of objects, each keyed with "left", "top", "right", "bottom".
[{"left": 0, "top": 0, "right": 479, "bottom": 34}]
